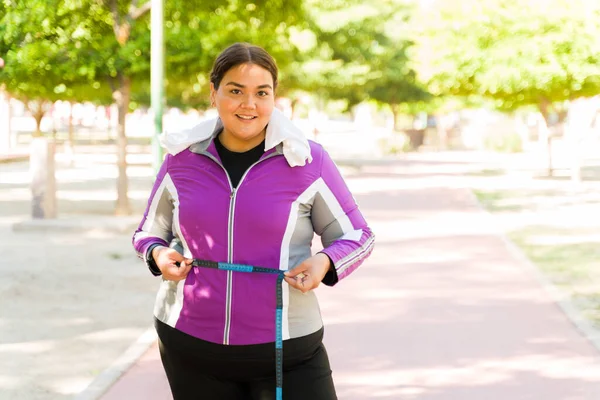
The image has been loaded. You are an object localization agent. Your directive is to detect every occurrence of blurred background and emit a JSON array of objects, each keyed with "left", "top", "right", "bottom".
[
  {"left": 1, "top": 0, "right": 600, "bottom": 399},
  {"left": 1, "top": 0, "right": 599, "bottom": 195}
]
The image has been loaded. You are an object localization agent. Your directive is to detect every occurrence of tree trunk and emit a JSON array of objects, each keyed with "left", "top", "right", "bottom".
[
  {"left": 435, "top": 114, "right": 447, "bottom": 150},
  {"left": 0, "top": 85, "right": 10, "bottom": 152},
  {"left": 290, "top": 98, "right": 299, "bottom": 120},
  {"left": 7, "top": 91, "right": 12, "bottom": 148},
  {"left": 538, "top": 99, "right": 553, "bottom": 176},
  {"left": 30, "top": 137, "right": 57, "bottom": 219},
  {"left": 30, "top": 101, "right": 47, "bottom": 137},
  {"left": 65, "top": 101, "right": 75, "bottom": 166},
  {"left": 50, "top": 103, "right": 57, "bottom": 141},
  {"left": 391, "top": 104, "right": 399, "bottom": 132},
  {"left": 113, "top": 76, "right": 131, "bottom": 215},
  {"left": 24, "top": 100, "right": 56, "bottom": 218},
  {"left": 68, "top": 101, "right": 75, "bottom": 146},
  {"left": 105, "top": 105, "right": 113, "bottom": 141},
  {"left": 34, "top": 114, "right": 43, "bottom": 136}
]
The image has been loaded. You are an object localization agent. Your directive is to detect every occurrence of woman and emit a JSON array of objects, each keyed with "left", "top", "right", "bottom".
[{"left": 133, "top": 42, "right": 375, "bottom": 400}]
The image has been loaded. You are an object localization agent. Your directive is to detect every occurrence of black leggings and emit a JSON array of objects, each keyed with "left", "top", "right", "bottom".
[{"left": 156, "top": 319, "right": 337, "bottom": 400}]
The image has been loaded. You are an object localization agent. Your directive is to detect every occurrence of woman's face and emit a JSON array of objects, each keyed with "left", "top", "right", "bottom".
[{"left": 210, "top": 63, "right": 275, "bottom": 152}]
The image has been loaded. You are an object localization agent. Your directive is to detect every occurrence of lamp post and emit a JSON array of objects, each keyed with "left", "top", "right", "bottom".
[{"left": 151, "top": 0, "right": 165, "bottom": 173}]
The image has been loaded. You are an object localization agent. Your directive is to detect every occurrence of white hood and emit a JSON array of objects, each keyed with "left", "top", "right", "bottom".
[{"left": 159, "top": 108, "right": 312, "bottom": 167}]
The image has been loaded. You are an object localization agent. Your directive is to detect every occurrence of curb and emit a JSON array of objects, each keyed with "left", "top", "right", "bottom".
[
  {"left": 74, "top": 326, "right": 157, "bottom": 400},
  {"left": 466, "top": 189, "right": 600, "bottom": 357}
]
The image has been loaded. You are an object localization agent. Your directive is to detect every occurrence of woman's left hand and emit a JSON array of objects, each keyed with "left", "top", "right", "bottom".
[{"left": 284, "top": 253, "right": 332, "bottom": 293}]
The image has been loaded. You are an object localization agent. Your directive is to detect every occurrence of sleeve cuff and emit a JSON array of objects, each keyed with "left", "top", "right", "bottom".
[
  {"left": 319, "top": 252, "right": 339, "bottom": 286},
  {"left": 145, "top": 244, "right": 164, "bottom": 276}
]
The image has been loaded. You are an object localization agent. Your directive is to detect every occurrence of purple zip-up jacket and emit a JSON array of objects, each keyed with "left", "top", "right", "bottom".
[{"left": 133, "top": 134, "right": 375, "bottom": 345}]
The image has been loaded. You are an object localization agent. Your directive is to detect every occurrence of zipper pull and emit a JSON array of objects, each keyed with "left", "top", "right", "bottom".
[{"left": 230, "top": 188, "right": 236, "bottom": 199}]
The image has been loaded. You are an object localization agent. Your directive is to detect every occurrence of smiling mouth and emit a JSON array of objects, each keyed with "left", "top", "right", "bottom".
[{"left": 236, "top": 114, "right": 257, "bottom": 120}]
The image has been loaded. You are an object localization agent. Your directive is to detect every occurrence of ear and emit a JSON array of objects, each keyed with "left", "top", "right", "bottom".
[{"left": 209, "top": 82, "right": 216, "bottom": 107}]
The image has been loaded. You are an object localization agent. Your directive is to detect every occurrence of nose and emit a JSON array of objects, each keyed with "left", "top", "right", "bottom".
[{"left": 240, "top": 93, "right": 256, "bottom": 109}]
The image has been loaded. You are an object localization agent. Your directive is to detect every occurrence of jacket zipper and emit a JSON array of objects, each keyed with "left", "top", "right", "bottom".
[
  {"left": 224, "top": 187, "right": 236, "bottom": 344},
  {"left": 202, "top": 151, "right": 279, "bottom": 345}
]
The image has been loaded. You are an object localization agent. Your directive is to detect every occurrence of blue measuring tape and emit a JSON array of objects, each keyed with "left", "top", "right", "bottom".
[{"left": 192, "top": 259, "right": 285, "bottom": 400}]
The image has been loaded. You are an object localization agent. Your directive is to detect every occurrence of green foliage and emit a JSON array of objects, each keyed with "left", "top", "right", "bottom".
[
  {"left": 162, "top": 0, "right": 309, "bottom": 108},
  {"left": 0, "top": 0, "right": 310, "bottom": 109},
  {"left": 0, "top": 0, "right": 79, "bottom": 102},
  {"left": 6, "top": 0, "right": 597, "bottom": 120},
  {"left": 416, "top": 0, "right": 600, "bottom": 111},
  {"left": 0, "top": 0, "right": 433, "bottom": 115},
  {"left": 285, "top": 0, "right": 431, "bottom": 111}
]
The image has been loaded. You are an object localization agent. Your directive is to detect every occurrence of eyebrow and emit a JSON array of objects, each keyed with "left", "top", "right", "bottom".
[{"left": 225, "top": 81, "right": 273, "bottom": 90}]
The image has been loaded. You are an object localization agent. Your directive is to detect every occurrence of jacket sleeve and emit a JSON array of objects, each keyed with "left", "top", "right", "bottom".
[
  {"left": 311, "top": 148, "right": 375, "bottom": 285},
  {"left": 132, "top": 156, "right": 175, "bottom": 272}
]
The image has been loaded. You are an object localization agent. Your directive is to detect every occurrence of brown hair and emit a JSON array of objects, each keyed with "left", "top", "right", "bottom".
[{"left": 210, "top": 43, "right": 278, "bottom": 90}]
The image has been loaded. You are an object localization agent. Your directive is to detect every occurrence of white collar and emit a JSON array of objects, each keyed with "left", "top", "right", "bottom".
[{"left": 159, "top": 108, "right": 312, "bottom": 167}]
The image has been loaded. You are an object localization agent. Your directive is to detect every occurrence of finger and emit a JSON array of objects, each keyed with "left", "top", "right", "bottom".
[
  {"left": 161, "top": 267, "right": 178, "bottom": 282},
  {"left": 172, "top": 256, "right": 191, "bottom": 268},
  {"left": 180, "top": 261, "right": 193, "bottom": 276},
  {"left": 172, "top": 266, "right": 191, "bottom": 280},
  {"left": 165, "top": 263, "right": 191, "bottom": 281},
  {"left": 167, "top": 250, "right": 186, "bottom": 262},
  {"left": 284, "top": 275, "right": 311, "bottom": 293},
  {"left": 284, "top": 275, "right": 300, "bottom": 289},
  {"left": 295, "top": 272, "right": 307, "bottom": 281},
  {"left": 284, "top": 265, "right": 308, "bottom": 278}
]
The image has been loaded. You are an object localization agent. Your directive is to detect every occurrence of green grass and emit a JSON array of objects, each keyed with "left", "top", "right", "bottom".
[
  {"left": 107, "top": 252, "right": 124, "bottom": 260},
  {"left": 467, "top": 168, "right": 507, "bottom": 177},
  {"left": 475, "top": 190, "right": 600, "bottom": 327},
  {"left": 475, "top": 190, "right": 527, "bottom": 212},
  {"left": 509, "top": 228, "right": 600, "bottom": 284},
  {"left": 474, "top": 188, "right": 572, "bottom": 212}
]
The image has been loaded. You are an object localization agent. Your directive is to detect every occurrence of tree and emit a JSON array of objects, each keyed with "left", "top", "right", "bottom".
[
  {"left": 161, "top": 1, "right": 308, "bottom": 110},
  {"left": 415, "top": 0, "right": 600, "bottom": 159},
  {"left": 1, "top": 0, "right": 311, "bottom": 215},
  {"left": 0, "top": 1, "right": 77, "bottom": 134},
  {"left": 366, "top": 38, "right": 431, "bottom": 131},
  {"left": 68, "top": 0, "right": 311, "bottom": 214},
  {"left": 282, "top": 1, "right": 394, "bottom": 109},
  {"left": 281, "top": 0, "right": 431, "bottom": 125}
]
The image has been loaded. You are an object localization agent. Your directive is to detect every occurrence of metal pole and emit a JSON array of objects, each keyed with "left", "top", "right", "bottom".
[{"left": 151, "top": 0, "right": 165, "bottom": 173}]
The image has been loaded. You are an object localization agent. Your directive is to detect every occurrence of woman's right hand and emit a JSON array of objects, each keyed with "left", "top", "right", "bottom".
[{"left": 152, "top": 246, "right": 193, "bottom": 281}]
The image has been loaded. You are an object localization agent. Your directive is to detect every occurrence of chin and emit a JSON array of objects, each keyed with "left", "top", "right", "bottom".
[
  {"left": 236, "top": 125, "right": 267, "bottom": 138},
  {"left": 236, "top": 132, "right": 264, "bottom": 142}
]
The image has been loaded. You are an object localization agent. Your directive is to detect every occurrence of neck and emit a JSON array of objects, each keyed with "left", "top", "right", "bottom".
[{"left": 219, "top": 129, "right": 266, "bottom": 152}]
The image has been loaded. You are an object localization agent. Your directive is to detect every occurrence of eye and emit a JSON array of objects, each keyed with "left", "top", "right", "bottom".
[
  {"left": 257, "top": 90, "right": 270, "bottom": 97},
  {"left": 230, "top": 89, "right": 241, "bottom": 95}
]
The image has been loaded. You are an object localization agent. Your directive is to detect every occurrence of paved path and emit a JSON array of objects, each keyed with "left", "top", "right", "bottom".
[
  {"left": 97, "top": 158, "right": 600, "bottom": 400},
  {"left": 0, "top": 149, "right": 159, "bottom": 400}
]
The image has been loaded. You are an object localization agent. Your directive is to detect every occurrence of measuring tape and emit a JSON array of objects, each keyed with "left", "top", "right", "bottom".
[{"left": 191, "top": 259, "right": 286, "bottom": 400}]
